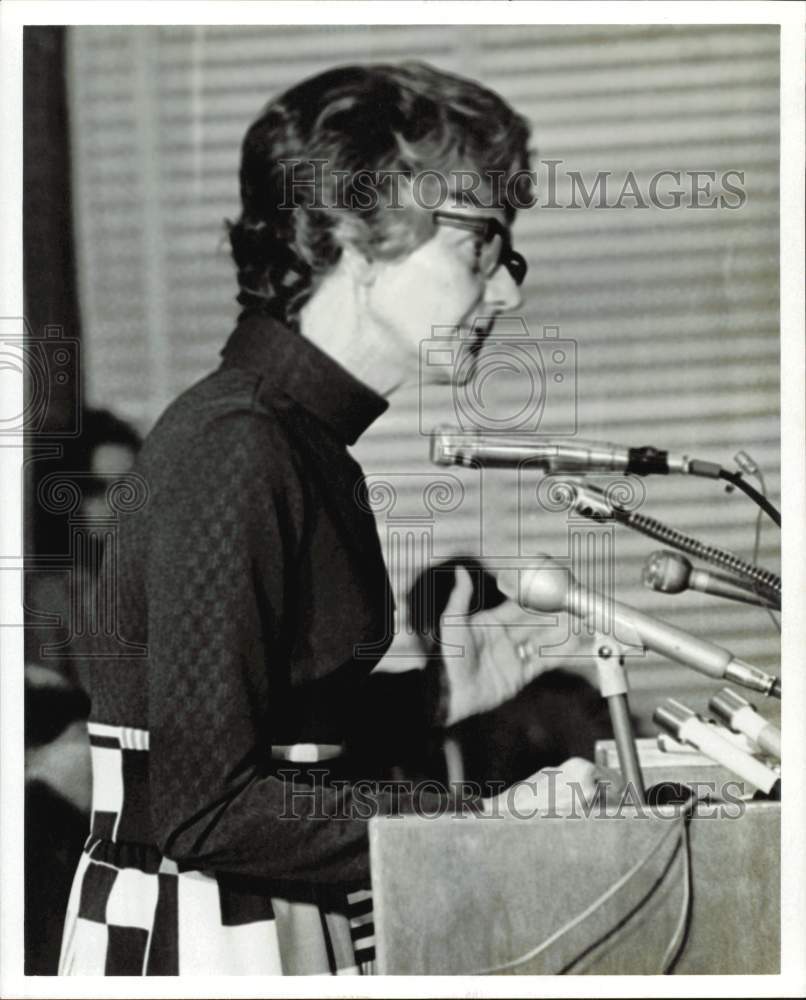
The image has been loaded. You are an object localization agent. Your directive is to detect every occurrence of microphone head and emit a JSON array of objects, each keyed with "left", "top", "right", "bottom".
[
  {"left": 653, "top": 698, "right": 696, "bottom": 739},
  {"left": 643, "top": 550, "right": 692, "bottom": 594},
  {"left": 497, "top": 562, "right": 573, "bottom": 613},
  {"left": 709, "top": 687, "right": 753, "bottom": 724}
]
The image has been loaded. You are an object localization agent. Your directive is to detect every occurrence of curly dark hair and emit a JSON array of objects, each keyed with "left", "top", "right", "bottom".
[{"left": 228, "top": 62, "right": 532, "bottom": 326}]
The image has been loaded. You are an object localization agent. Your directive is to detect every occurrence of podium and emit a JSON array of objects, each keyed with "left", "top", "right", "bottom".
[{"left": 369, "top": 801, "right": 779, "bottom": 975}]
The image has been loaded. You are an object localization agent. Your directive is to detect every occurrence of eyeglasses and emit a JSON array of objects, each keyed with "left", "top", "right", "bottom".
[{"left": 433, "top": 211, "right": 528, "bottom": 287}]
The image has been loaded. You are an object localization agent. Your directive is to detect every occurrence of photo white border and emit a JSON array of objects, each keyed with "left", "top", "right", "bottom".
[{"left": 1, "top": 2, "right": 803, "bottom": 997}]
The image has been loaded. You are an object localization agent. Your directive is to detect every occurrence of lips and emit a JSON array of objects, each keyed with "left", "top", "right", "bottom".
[{"left": 468, "top": 320, "right": 495, "bottom": 356}]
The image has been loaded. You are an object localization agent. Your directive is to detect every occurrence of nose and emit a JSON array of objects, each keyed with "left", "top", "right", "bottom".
[{"left": 483, "top": 266, "right": 523, "bottom": 313}]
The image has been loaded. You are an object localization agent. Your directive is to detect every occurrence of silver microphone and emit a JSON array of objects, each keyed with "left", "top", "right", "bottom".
[
  {"left": 654, "top": 699, "right": 780, "bottom": 793},
  {"left": 643, "top": 550, "right": 780, "bottom": 610},
  {"left": 429, "top": 425, "right": 715, "bottom": 477},
  {"left": 497, "top": 557, "right": 780, "bottom": 698},
  {"left": 709, "top": 688, "right": 781, "bottom": 759}
]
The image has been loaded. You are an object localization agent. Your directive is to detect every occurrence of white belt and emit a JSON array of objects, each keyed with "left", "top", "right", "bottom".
[{"left": 271, "top": 743, "right": 344, "bottom": 763}]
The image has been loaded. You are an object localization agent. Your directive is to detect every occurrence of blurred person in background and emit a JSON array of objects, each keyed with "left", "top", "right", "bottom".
[
  {"left": 25, "top": 408, "right": 141, "bottom": 973},
  {"left": 25, "top": 408, "right": 142, "bottom": 686},
  {"left": 59, "top": 63, "right": 602, "bottom": 977}
]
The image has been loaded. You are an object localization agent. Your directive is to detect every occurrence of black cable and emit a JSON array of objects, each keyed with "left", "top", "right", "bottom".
[
  {"left": 746, "top": 465, "right": 782, "bottom": 632},
  {"left": 719, "top": 469, "right": 781, "bottom": 527}
]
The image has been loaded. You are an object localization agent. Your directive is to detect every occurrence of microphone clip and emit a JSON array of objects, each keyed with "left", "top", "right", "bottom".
[{"left": 625, "top": 445, "right": 671, "bottom": 476}]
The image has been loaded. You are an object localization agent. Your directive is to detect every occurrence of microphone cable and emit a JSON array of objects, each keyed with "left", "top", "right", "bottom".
[
  {"left": 736, "top": 452, "right": 781, "bottom": 634},
  {"left": 628, "top": 446, "right": 780, "bottom": 528},
  {"left": 718, "top": 467, "right": 781, "bottom": 528},
  {"left": 658, "top": 809, "right": 694, "bottom": 974},
  {"left": 473, "top": 798, "right": 697, "bottom": 975}
]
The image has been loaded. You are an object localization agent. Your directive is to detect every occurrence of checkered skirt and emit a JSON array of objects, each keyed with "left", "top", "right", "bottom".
[{"left": 58, "top": 722, "right": 375, "bottom": 976}]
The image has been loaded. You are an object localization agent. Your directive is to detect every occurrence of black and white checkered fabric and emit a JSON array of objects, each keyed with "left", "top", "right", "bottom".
[{"left": 59, "top": 722, "right": 375, "bottom": 976}]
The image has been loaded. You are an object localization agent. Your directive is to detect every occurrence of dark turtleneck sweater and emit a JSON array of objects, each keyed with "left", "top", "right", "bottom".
[{"left": 82, "top": 311, "right": 459, "bottom": 887}]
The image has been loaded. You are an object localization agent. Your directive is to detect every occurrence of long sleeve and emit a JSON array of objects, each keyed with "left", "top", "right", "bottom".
[
  {"left": 347, "top": 664, "right": 450, "bottom": 782},
  {"left": 144, "top": 410, "right": 453, "bottom": 885}
]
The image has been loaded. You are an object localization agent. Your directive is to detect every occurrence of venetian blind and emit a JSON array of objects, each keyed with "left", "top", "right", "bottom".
[{"left": 67, "top": 24, "right": 780, "bottom": 701}]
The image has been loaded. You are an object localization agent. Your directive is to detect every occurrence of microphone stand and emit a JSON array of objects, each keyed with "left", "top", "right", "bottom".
[{"left": 592, "top": 633, "right": 646, "bottom": 804}]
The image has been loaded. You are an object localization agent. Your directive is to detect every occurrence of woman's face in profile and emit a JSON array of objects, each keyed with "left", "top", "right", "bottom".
[{"left": 360, "top": 202, "right": 524, "bottom": 387}]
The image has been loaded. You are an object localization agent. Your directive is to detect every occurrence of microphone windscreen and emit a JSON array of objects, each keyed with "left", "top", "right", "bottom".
[
  {"left": 498, "top": 565, "right": 571, "bottom": 612},
  {"left": 643, "top": 550, "right": 690, "bottom": 593},
  {"left": 496, "top": 564, "right": 570, "bottom": 612}
]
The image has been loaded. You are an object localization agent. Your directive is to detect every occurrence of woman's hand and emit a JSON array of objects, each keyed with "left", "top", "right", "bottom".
[
  {"left": 437, "top": 565, "right": 553, "bottom": 726},
  {"left": 481, "top": 757, "right": 601, "bottom": 817}
]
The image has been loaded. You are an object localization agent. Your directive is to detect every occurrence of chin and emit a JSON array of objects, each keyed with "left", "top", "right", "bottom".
[{"left": 426, "top": 367, "right": 462, "bottom": 388}]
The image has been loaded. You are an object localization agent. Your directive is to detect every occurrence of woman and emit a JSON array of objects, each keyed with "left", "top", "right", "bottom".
[{"left": 59, "top": 62, "right": 597, "bottom": 977}]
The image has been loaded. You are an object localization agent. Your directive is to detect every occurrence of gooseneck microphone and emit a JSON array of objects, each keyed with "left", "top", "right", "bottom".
[
  {"left": 497, "top": 558, "right": 780, "bottom": 698},
  {"left": 510, "top": 476, "right": 782, "bottom": 598},
  {"left": 642, "top": 550, "right": 781, "bottom": 610},
  {"left": 430, "top": 425, "right": 719, "bottom": 477}
]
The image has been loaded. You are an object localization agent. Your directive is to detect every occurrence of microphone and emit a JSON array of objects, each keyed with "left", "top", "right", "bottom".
[
  {"left": 709, "top": 688, "right": 781, "bottom": 759},
  {"left": 497, "top": 558, "right": 780, "bottom": 698},
  {"left": 654, "top": 699, "right": 780, "bottom": 794},
  {"left": 643, "top": 550, "right": 781, "bottom": 610},
  {"left": 430, "top": 425, "right": 721, "bottom": 477}
]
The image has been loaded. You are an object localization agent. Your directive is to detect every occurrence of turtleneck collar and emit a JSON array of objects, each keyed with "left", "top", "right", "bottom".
[{"left": 220, "top": 310, "right": 389, "bottom": 446}]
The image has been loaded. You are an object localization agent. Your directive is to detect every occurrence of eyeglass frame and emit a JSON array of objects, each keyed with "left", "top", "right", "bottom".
[{"left": 432, "top": 210, "right": 528, "bottom": 287}]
